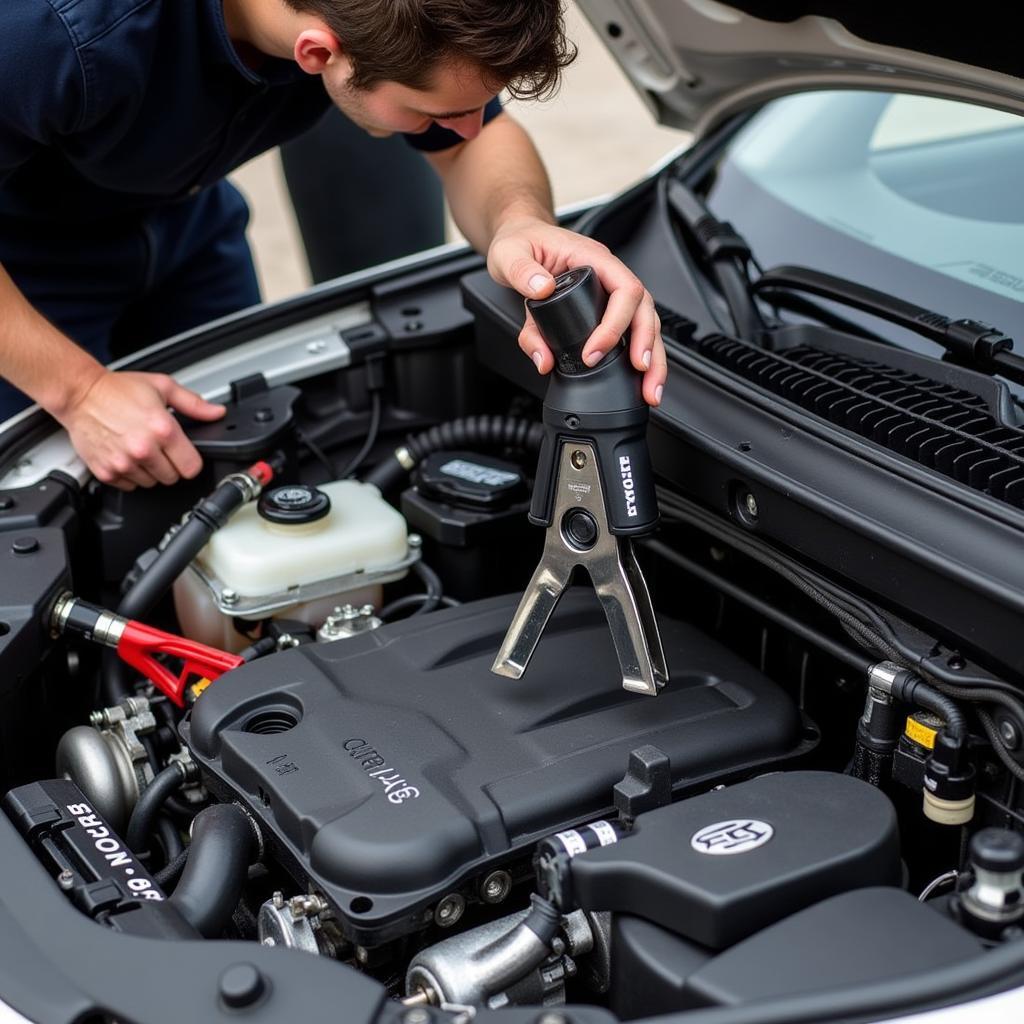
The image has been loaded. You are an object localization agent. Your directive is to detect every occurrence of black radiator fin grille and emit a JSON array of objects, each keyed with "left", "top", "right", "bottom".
[{"left": 696, "top": 336, "right": 1024, "bottom": 508}]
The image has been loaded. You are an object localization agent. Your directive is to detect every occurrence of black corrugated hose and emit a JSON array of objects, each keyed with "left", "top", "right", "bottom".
[{"left": 362, "top": 415, "right": 545, "bottom": 494}]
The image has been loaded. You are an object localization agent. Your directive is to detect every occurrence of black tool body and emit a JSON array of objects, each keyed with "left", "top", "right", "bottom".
[{"left": 527, "top": 267, "right": 659, "bottom": 535}]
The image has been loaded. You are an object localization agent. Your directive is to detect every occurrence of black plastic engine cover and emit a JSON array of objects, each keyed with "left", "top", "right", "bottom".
[
  {"left": 183, "top": 590, "right": 804, "bottom": 944},
  {"left": 566, "top": 771, "right": 901, "bottom": 950},
  {"left": 609, "top": 888, "right": 981, "bottom": 1018}
]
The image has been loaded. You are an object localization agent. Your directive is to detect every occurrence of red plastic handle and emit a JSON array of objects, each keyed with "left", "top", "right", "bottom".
[{"left": 116, "top": 621, "right": 244, "bottom": 706}]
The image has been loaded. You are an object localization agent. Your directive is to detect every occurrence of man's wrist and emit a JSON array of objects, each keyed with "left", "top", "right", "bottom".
[
  {"left": 39, "top": 348, "right": 106, "bottom": 420},
  {"left": 490, "top": 202, "right": 556, "bottom": 241}
]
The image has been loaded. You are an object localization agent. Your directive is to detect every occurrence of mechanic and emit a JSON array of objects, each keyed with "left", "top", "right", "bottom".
[{"left": 0, "top": 0, "right": 667, "bottom": 490}]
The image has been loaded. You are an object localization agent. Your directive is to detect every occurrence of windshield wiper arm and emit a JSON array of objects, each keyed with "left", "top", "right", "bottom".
[
  {"left": 664, "top": 177, "right": 766, "bottom": 343},
  {"left": 665, "top": 180, "right": 887, "bottom": 349},
  {"left": 753, "top": 264, "right": 1024, "bottom": 388}
]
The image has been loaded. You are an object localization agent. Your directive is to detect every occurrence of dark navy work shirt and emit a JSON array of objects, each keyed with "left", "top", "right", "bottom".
[{"left": 0, "top": 0, "right": 502, "bottom": 226}]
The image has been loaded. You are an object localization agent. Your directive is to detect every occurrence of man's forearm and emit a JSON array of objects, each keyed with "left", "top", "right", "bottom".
[
  {"left": 427, "top": 113, "right": 556, "bottom": 252},
  {"left": 0, "top": 263, "right": 104, "bottom": 415}
]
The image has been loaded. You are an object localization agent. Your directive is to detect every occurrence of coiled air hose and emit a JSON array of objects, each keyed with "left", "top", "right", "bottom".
[{"left": 362, "top": 415, "right": 544, "bottom": 494}]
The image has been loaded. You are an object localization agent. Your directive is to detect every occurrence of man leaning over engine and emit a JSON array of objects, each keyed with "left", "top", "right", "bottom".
[{"left": 0, "top": 0, "right": 667, "bottom": 489}]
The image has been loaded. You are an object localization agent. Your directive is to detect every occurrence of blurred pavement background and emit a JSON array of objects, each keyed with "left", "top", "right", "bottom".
[{"left": 230, "top": 3, "right": 688, "bottom": 302}]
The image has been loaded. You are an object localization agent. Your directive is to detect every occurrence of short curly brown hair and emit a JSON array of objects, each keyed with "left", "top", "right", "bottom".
[{"left": 284, "top": 0, "right": 577, "bottom": 98}]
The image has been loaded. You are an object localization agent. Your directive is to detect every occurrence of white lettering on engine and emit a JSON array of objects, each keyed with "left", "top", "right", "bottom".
[
  {"left": 343, "top": 739, "right": 421, "bottom": 805},
  {"left": 65, "top": 801, "right": 163, "bottom": 899}
]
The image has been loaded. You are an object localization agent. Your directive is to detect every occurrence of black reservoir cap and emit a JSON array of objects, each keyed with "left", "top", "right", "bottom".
[
  {"left": 415, "top": 452, "right": 526, "bottom": 512},
  {"left": 258, "top": 484, "right": 331, "bottom": 525},
  {"left": 970, "top": 827, "right": 1024, "bottom": 874}
]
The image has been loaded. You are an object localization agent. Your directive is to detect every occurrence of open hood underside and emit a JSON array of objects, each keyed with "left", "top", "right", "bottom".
[{"left": 578, "top": 0, "right": 1024, "bottom": 133}]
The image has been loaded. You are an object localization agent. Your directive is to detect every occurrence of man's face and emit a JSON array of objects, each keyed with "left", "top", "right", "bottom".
[{"left": 323, "top": 58, "right": 498, "bottom": 142}]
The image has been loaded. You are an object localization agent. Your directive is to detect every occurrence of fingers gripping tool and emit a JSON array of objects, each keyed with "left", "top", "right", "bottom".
[{"left": 491, "top": 267, "right": 669, "bottom": 695}]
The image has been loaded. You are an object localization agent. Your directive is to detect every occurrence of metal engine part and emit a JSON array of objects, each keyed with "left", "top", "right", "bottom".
[
  {"left": 317, "top": 604, "right": 383, "bottom": 643},
  {"left": 258, "top": 892, "right": 332, "bottom": 955},
  {"left": 55, "top": 696, "right": 156, "bottom": 832},
  {"left": 960, "top": 828, "right": 1024, "bottom": 936},
  {"left": 406, "top": 908, "right": 596, "bottom": 1010}
]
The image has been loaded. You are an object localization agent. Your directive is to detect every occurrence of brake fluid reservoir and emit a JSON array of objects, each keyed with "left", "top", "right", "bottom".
[{"left": 173, "top": 481, "right": 413, "bottom": 652}]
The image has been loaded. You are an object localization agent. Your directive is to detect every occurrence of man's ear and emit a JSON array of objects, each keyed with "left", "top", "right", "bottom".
[{"left": 294, "top": 27, "right": 342, "bottom": 75}]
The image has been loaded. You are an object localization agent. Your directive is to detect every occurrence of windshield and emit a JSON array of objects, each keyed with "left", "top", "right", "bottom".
[{"left": 705, "top": 91, "right": 1024, "bottom": 349}]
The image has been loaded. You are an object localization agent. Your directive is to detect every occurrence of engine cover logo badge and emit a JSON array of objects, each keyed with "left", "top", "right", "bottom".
[{"left": 691, "top": 819, "right": 774, "bottom": 855}]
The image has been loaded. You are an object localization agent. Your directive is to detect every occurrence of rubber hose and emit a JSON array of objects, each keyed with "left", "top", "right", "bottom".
[
  {"left": 405, "top": 416, "right": 545, "bottom": 464},
  {"left": 105, "top": 478, "right": 252, "bottom": 703},
  {"left": 155, "top": 848, "right": 189, "bottom": 890},
  {"left": 379, "top": 594, "right": 461, "bottom": 621},
  {"left": 895, "top": 673, "right": 968, "bottom": 741},
  {"left": 126, "top": 764, "right": 186, "bottom": 853},
  {"left": 410, "top": 560, "right": 443, "bottom": 616},
  {"left": 934, "top": 684, "right": 1024, "bottom": 736},
  {"left": 169, "top": 804, "right": 258, "bottom": 938},
  {"left": 117, "top": 516, "right": 213, "bottom": 622},
  {"left": 977, "top": 709, "right": 1024, "bottom": 783},
  {"left": 362, "top": 415, "right": 545, "bottom": 492},
  {"left": 238, "top": 636, "right": 278, "bottom": 663},
  {"left": 523, "top": 894, "right": 561, "bottom": 945},
  {"left": 155, "top": 813, "right": 184, "bottom": 862}
]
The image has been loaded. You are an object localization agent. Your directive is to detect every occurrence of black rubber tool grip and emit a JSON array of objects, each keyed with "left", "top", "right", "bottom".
[{"left": 527, "top": 267, "right": 659, "bottom": 535}]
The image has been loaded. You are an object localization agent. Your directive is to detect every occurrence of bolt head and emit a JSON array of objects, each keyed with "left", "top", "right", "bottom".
[
  {"left": 434, "top": 893, "right": 465, "bottom": 928},
  {"left": 408, "top": 534, "right": 423, "bottom": 549},
  {"left": 481, "top": 870, "right": 512, "bottom": 904},
  {"left": 221, "top": 589, "right": 239, "bottom": 605},
  {"left": 57, "top": 869, "right": 75, "bottom": 891},
  {"left": 1000, "top": 719, "right": 1020, "bottom": 750},
  {"left": 744, "top": 493, "right": 759, "bottom": 519},
  {"left": 570, "top": 449, "right": 588, "bottom": 470},
  {"left": 218, "top": 964, "right": 266, "bottom": 1009}
]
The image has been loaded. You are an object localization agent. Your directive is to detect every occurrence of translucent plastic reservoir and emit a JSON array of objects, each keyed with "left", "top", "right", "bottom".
[{"left": 174, "top": 480, "right": 410, "bottom": 651}]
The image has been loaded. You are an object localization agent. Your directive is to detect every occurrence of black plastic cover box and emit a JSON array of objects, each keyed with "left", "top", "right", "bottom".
[
  {"left": 183, "top": 590, "right": 804, "bottom": 943},
  {"left": 568, "top": 770, "right": 900, "bottom": 949},
  {"left": 610, "top": 888, "right": 980, "bottom": 1018}
]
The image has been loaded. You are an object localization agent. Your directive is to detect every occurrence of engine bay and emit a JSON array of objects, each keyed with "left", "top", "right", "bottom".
[
  {"left": 186, "top": 589, "right": 802, "bottom": 946},
  {"left": 2, "top": 136, "right": 1024, "bottom": 1024}
]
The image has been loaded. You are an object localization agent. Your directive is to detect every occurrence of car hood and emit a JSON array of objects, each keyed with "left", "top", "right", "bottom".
[{"left": 577, "top": 0, "right": 1024, "bottom": 133}]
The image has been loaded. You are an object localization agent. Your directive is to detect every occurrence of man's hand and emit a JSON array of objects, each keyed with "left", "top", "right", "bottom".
[
  {"left": 56, "top": 370, "right": 225, "bottom": 490},
  {"left": 487, "top": 217, "right": 667, "bottom": 406}
]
